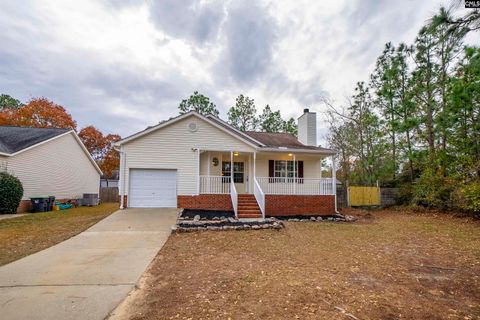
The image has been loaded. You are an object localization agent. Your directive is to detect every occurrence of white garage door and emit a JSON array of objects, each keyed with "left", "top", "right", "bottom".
[{"left": 129, "top": 169, "right": 177, "bottom": 208}]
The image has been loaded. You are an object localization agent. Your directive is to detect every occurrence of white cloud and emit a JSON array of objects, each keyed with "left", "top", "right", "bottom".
[{"left": 0, "top": 0, "right": 478, "bottom": 145}]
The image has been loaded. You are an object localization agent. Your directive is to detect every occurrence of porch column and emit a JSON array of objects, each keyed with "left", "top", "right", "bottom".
[
  {"left": 247, "top": 153, "right": 251, "bottom": 193},
  {"left": 207, "top": 152, "right": 211, "bottom": 193},
  {"left": 253, "top": 152, "right": 256, "bottom": 180},
  {"left": 293, "top": 154, "right": 296, "bottom": 195},
  {"left": 319, "top": 157, "right": 322, "bottom": 179},
  {"left": 197, "top": 148, "right": 200, "bottom": 195},
  {"left": 319, "top": 157, "right": 322, "bottom": 194},
  {"left": 230, "top": 151, "right": 233, "bottom": 185},
  {"left": 332, "top": 155, "right": 337, "bottom": 212}
]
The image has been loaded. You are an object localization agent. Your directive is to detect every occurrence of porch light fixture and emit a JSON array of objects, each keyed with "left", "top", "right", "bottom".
[
  {"left": 212, "top": 157, "right": 219, "bottom": 166},
  {"left": 234, "top": 152, "right": 239, "bottom": 156},
  {"left": 288, "top": 153, "right": 293, "bottom": 157}
]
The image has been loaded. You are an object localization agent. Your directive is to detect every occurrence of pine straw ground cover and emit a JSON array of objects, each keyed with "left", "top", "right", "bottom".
[
  {"left": 0, "top": 203, "right": 118, "bottom": 266},
  {"left": 116, "top": 208, "right": 480, "bottom": 320}
]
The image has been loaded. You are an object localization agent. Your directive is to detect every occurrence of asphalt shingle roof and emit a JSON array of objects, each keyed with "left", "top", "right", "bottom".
[
  {"left": 0, "top": 126, "right": 70, "bottom": 154},
  {"left": 244, "top": 131, "right": 335, "bottom": 152}
]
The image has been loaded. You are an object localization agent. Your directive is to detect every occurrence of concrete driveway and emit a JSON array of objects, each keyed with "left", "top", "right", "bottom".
[{"left": 0, "top": 208, "right": 179, "bottom": 320}]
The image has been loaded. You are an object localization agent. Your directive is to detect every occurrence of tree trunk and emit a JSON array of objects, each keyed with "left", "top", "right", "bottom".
[{"left": 406, "top": 129, "right": 414, "bottom": 183}]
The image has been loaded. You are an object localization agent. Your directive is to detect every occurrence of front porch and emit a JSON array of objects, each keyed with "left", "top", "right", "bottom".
[{"left": 195, "top": 150, "right": 337, "bottom": 219}]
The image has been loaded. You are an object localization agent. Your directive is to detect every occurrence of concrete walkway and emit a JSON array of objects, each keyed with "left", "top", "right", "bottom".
[{"left": 0, "top": 208, "right": 179, "bottom": 320}]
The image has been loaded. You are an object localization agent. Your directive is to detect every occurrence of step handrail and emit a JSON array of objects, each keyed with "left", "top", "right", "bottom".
[
  {"left": 230, "top": 179, "right": 238, "bottom": 219},
  {"left": 253, "top": 177, "right": 265, "bottom": 219}
]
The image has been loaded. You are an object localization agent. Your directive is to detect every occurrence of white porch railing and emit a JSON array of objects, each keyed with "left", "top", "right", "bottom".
[
  {"left": 253, "top": 177, "right": 265, "bottom": 219},
  {"left": 256, "top": 177, "right": 335, "bottom": 195},
  {"left": 199, "top": 175, "right": 230, "bottom": 194},
  {"left": 231, "top": 179, "right": 238, "bottom": 218}
]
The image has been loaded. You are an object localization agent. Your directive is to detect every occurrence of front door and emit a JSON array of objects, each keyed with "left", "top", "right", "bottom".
[{"left": 222, "top": 161, "right": 246, "bottom": 194}]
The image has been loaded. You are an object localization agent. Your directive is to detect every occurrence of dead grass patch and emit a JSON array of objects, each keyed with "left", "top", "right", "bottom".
[
  {"left": 0, "top": 203, "right": 118, "bottom": 266},
  {"left": 118, "top": 208, "right": 480, "bottom": 320}
]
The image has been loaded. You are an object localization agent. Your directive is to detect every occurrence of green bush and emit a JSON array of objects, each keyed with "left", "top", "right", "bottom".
[
  {"left": 412, "top": 169, "right": 453, "bottom": 209},
  {"left": 453, "top": 181, "right": 480, "bottom": 213},
  {"left": 396, "top": 183, "right": 414, "bottom": 205},
  {"left": 0, "top": 172, "right": 24, "bottom": 214}
]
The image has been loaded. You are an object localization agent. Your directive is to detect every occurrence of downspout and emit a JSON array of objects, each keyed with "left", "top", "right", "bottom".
[
  {"left": 332, "top": 155, "right": 339, "bottom": 213},
  {"left": 119, "top": 149, "right": 126, "bottom": 209}
]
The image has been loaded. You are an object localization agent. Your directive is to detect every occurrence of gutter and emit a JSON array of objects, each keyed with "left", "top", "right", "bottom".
[{"left": 257, "top": 147, "right": 338, "bottom": 155}]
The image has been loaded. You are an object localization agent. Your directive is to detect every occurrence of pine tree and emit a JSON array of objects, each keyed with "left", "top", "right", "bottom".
[
  {"left": 371, "top": 42, "right": 400, "bottom": 181},
  {"left": 259, "top": 105, "right": 284, "bottom": 132},
  {"left": 178, "top": 91, "right": 219, "bottom": 117},
  {"left": 227, "top": 94, "right": 259, "bottom": 131}
]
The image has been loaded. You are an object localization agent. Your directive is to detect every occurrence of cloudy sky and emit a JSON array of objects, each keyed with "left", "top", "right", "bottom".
[{"left": 0, "top": 0, "right": 477, "bottom": 143}]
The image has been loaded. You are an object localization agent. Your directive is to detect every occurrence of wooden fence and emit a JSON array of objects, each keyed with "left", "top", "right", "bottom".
[
  {"left": 348, "top": 186, "right": 381, "bottom": 206},
  {"left": 336, "top": 186, "right": 398, "bottom": 208},
  {"left": 100, "top": 187, "right": 119, "bottom": 203}
]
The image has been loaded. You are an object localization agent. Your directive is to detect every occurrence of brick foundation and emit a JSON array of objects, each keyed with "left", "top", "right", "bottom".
[
  {"left": 177, "top": 194, "right": 233, "bottom": 211},
  {"left": 117, "top": 194, "right": 334, "bottom": 216},
  {"left": 265, "top": 195, "right": 335, "bottom": 216}
]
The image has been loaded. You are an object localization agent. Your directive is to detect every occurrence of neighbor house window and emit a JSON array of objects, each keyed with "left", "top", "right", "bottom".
[{"left": 222, "top": 161, "right": 244, "bottom": 183}]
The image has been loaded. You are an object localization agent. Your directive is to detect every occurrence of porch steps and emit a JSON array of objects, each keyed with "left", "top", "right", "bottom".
[{"left": 237, "top": 194, "right": 262, "bottom": 219}]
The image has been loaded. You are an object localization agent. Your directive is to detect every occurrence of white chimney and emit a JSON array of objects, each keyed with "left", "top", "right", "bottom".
[{"left": 298, "top": 108, "right": 317, "bottom": 146}]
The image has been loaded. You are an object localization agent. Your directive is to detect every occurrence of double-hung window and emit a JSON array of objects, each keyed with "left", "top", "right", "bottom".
[
  {"left": 269, "top": 160, "right": 303, "bottom": 183},
  {"left": 274, "top": 160, "right": 297, "bottom": 181}
]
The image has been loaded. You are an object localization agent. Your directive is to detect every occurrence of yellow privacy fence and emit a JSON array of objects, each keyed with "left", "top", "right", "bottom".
[{"left": 348, "top": 186, "right": 381, "bottom": 206}]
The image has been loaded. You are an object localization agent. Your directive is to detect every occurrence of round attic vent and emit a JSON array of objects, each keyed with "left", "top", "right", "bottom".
[{"left": 187, "top": 121, "right": 198, "bottom": 132}]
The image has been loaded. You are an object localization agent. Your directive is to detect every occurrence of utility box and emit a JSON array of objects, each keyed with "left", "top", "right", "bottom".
[{"left": 82, "top": 193, "right": 99, "bottom": 206}]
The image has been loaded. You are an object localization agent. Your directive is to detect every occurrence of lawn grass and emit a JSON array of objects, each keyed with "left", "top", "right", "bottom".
[
  {"left": 117, "top": 208, "right": 480, "bottom": 320},
  {"left": 0, "top": 203, "right": 118, "bottom": 266}
]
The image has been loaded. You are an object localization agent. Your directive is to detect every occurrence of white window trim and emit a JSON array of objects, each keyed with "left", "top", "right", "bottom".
[{"left": 274, "top": 160, "right": 298, "bottom": 178}]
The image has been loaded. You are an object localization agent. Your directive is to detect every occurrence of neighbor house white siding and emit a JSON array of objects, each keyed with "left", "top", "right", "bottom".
[
  {"left": 121, "top": 114, "right": 255, "bottom": 196},
  {"left": 3, "top": 133, "right": 100, "bottom": 200}
]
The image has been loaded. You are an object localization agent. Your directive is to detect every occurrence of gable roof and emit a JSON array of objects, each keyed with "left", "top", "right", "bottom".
[
  {"left": 0, "top": 126, "right": 102, "bottom": 174},
  {"left": 0, "top": 126, "right": 70, "bottom": 154},
  {"left": 115, "top": 111, "right": 337, "bottom": 155},
  {"left": 115, "top": 111, "right": 264, "bottom": 148},
  {"left": 245, "top": 131, "right": 336, "bottom": 153}
]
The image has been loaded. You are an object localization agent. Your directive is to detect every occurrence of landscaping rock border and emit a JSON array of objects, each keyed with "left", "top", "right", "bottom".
[
  {"left": 278, "top": 214, "right": 357, "bottom": 222},
  {"left": 172, "top": 217, "right": 284, "bottom": 233}
]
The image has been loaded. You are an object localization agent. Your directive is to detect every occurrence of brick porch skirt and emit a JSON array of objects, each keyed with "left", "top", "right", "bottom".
[
  {"left": 117, "top": 195, "right": 232, "bottom": 211},
  {"left": 118, "top": 194, "right": 334, "bottom": 216},
  {"left": 177, "top": 194, "right": 233, "bottom": 211},
  {"left": 265, "top": 195, "right": 335, "bottom": 216}
]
